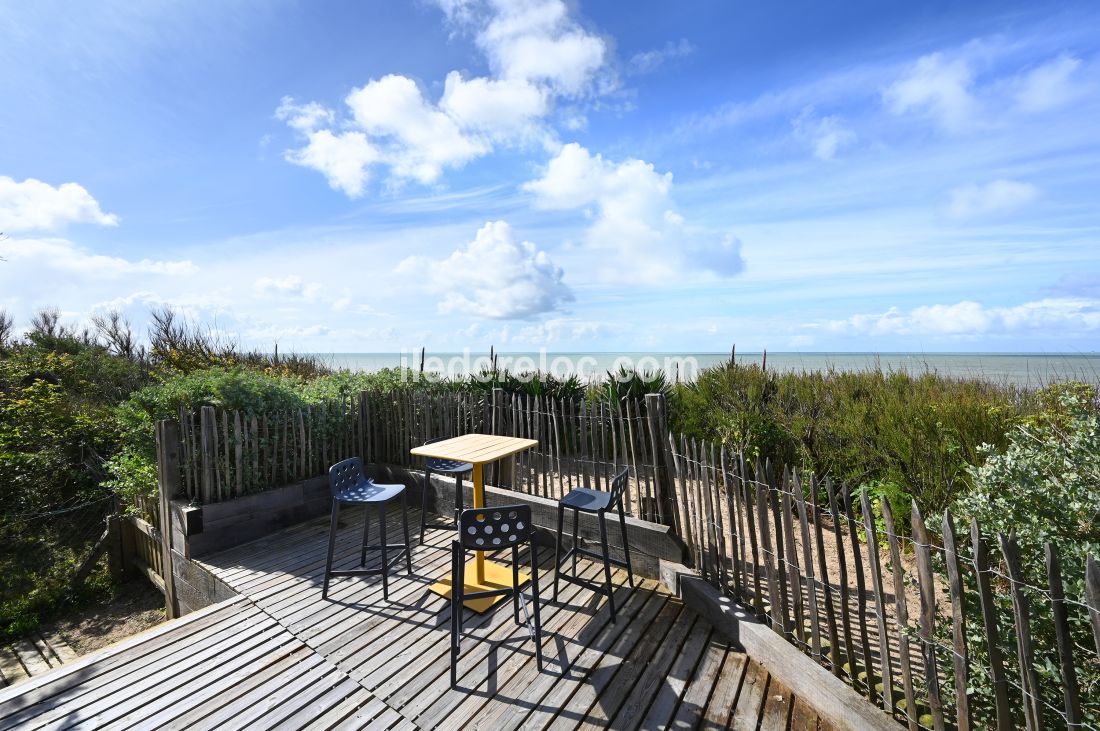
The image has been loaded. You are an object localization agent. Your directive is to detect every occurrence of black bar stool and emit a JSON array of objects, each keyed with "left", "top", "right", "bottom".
[
  {"left": 450, "top": 504, "right": 543, "bottom": 688},
  {"left": 553, "top": 466, "right": 634, "bottom": 621},
  {"left": 419, "top": 437, "right": 472, "bottom": 542},
  {"left": 323, "top": 457, "right": 412, "bottom": 601}
]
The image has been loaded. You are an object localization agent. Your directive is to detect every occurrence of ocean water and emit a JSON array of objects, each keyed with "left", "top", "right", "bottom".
[{"left": 303, "top": 351, "right": 1100, "bottom": 389}]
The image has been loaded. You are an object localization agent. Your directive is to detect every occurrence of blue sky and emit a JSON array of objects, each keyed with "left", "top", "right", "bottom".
[{"left": 1, "top": 0, "right": 1098, "bottom": 354}]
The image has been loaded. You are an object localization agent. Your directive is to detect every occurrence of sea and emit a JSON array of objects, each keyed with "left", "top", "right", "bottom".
[{"left": 302, "top": 351, "right": 1100, "bottom": 389}]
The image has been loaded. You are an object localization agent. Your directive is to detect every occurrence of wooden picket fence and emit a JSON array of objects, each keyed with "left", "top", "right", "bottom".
[
  {"left": 171, "top": 389, "right": 678, "bottom": 525},
  {"left": 668, "top": 439, "right": 1100, "bottom": 730},
  {"left": 157, "top": 388, "right": 1100, "bottom": 729}
]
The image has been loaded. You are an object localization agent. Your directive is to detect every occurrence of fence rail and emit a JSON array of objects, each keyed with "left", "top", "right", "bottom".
[{"left": 151, "top": 389, "right": 1100, "bottom": 730}]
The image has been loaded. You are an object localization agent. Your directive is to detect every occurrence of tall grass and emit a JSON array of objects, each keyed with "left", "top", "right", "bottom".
[{"left": 670, "top": 360, "right": 1048, "bottom": 516}]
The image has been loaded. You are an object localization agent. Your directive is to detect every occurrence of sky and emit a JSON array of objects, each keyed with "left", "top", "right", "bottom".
[{"left": 1, "top": 0, "right": 1099, "bottom": 354}]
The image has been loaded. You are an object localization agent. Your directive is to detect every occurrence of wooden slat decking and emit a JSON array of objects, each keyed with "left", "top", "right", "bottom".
[{"left": 0, "top": 507, "right": 833, "bottom": 729}]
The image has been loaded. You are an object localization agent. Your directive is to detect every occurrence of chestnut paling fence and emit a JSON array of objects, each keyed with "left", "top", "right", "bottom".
[{"left": 147, "top": 389, "right": 1100, "bottom": 730}]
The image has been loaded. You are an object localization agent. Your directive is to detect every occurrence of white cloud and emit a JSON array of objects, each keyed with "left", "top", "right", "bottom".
[
  {"left": 883, "top": 52, "right": 976, "bottom": 131},
  {"left": 945, "top": 179, "right": 1039, "bottom": 219},
  {"left": 400, "top": 220, "right": 573, "bottom": 319},
  {"left": 253, "top": 275, "right": 322, "bottom": 300},
  {"left": 0, "top": 176, "right": 119, "bottom": 232},
  {"left": 345, "top": 74, "right": 488, "bottom": 184},
  {"left": 826, "top": 297, "right": 1100, "bottom": 337},
  {"left": 1014, "top": 54, "right": 1083, "bottom": 112},
  {"left": 472, "top": 0, "right": 607, "bottom": 95},
  {"left": 524, "top": 143, "right": 745, "bottom": 283},
  {"left": 628, "top": 38, "right": 694, "bottom": 75},
  {"left": 279, "top": 0, "right": 610, "bottom": 195},
  {"left": 439, "top": 71, "right": 548, "bottom": 141},
  {"left": 791, "top": 108, "right": 856, "bottom": 160},
  {"left": 0, "top": 236, "right": 195, "bottom": 276}
]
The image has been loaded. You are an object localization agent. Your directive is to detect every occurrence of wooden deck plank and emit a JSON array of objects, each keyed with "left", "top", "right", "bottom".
[
  {"left": 550, "top": 598, "right": 684, "bottom": 730},
  {"left": 790, "top": 695, "right": 821, "bottom": 730},
  {"left": 729, "top": 661, "right": 771, "bottom": 731},
  {"left": 634, "top": 622, "right": 715, "bottom": 730},
  {"left": 703, "top": 650, "right": 751, "bottom": 730},
  {"left": 603, "top": 613, "right": 703, "bottom": 730},
  {"left": 0, "top": 647, "right": 29, "bottom": 688},
  {"left": 454, "top": 579, "right": 652, "bottom": 731},
  {"left": 667, "top": 638, "right": 735, "bottom": 730},
  {"left": 0, "top": 601, "right": 260, "bottom": 729},
  {"left": 410, "top": 561, "right": 613, "bottom": 729},
  {"left": 759, "top": 678, "right": 794, "bottom": 731}
]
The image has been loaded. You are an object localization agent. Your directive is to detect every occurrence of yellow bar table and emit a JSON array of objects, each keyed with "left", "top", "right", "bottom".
[{"left": 411, "top": 433, "right": 538, "bottom": 612}]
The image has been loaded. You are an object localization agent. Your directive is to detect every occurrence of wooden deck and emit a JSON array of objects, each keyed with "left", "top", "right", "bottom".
[
  {"left": 1, "top": 507, "right": 835, "bottom": 729},
  {"left": 0, "top": 630, "right": 78, "bottom": 688}
]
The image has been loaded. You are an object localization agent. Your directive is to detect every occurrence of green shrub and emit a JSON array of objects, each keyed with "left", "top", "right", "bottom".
[{"left": 951, "top": 383, "right": 1100, "bottom": 727}]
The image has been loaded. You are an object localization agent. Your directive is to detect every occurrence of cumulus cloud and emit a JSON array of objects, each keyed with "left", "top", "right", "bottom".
[
  {"left": 945, "top": 179, "right": 1039, "bottom": 219},
  {"left": 279, "top": 0, "right": 607, "bottom": 195},
  {"left": 883, "top": 52, "right": 976, "bottom": 131},
  {"left": 826, "top": 297, "right": 1100, "bottom": 337},
  {"left": 0, "top": 236, "right": 195, "bottom": 277},
  {"left": 399, "top": 220, "right": 572, "bottom": 319},
  {"left": 791, "top": 108, "right": 856, "bottom": 160},
  {"left": 628, "top": 38, "right": 694, "bottom": 75},
  {"left": 1014, "top": 54, "right": 1083, "bottom": 112},
  {"left": 0, "top": 176, "right": 119, "bottom": 232},
  {"left": 524, "top": 143, "right": 745, "bottom": 283}
]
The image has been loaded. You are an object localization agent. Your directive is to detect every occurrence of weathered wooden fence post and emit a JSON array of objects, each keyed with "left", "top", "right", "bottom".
[
  {"left": 645, "top": 393, "right": 682, "bottom": 534},
  {"left": 199, "top": 405, "right": 216, "bottom": 504},
  {"left": 155, "top": 418, "right": 181, "bottom": 619}
]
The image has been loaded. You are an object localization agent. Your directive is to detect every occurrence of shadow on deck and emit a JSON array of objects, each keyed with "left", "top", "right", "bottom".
[{"left": 0, "top": 507, "right": 835, "bottom": 730}]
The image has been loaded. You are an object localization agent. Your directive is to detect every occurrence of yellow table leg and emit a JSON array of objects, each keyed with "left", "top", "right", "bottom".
[{"left": 429, "top": 461, "right": 530, "bottom": 612}]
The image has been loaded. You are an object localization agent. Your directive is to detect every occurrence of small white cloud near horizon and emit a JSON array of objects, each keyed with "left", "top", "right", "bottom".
[
  {"left": 0, "top": 176, "right": 119, "bottom": 232},
  {"left": 0, "top": 236, "right": 195, "bottom": 277},
  {"left": 945, "top": 179, "right": 1039, "bottom": 219},
  {"left": 398, "top": 220, "right": 573, "bottom": 319},
  {"left": 825, "top": 297, "right": 1100, "bottom": 337},
  {"left": 791, "top": 107, "right": 856, "bottom": 160},
  {"left": 524, "top": 142, "right": 745, "bottom": 283}
]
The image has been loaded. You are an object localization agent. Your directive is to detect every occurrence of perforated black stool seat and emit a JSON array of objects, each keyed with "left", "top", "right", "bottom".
[
  {"left": 334, "top": 480, "right": 405, "bottom": 503},
  {"left": 553, "top": 466, "right": 635, "bottom": 622},
  {"left": 427, "top": 456, "right": 472, "bottom": 473},
  {"left": 322, "top": 457, "right": 412, "bottom": 601},
  {"left": 559, "top": 487, "right": 611, "bottom": 512},
  {"left": 419, "top": 437, "right": 473, "bottom": 543},
  {"left": 450, "top": 505, "right": 543, "bottom": 688}
]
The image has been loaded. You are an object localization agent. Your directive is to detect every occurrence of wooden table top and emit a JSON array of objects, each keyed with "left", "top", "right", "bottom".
[{"left": 409, "top": 433, "right": 538, "bottom": 465}]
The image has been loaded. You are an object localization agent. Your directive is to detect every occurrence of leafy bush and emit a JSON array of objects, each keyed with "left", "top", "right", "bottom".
[{"left": 951, "top": 383, "right": 1100, "bottom": 727}]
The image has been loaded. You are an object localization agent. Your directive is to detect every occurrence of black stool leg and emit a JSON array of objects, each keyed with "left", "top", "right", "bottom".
[
  {"left": 450, "top": 541, "right": 463, "bottom": 688},
  {"left": 323, "top": 500, "right": 339, "bottom": 599},
  {"left": 531, "top": 544, "right": 543, "bottom": 671},
  {"left": 361, "top": 502, "right": 371, "bottom": 566},
  {"left": 402, "top": 492, "right": 412, "bottom": 575},
  {"left": 553, "top": 505, "right": 564, "bottom": 601},
  {"left": 454, "top": 472, "right": 464, "bottom": 524},
  {"left": 598, "top": 511, "right": 616, "bottom": 622},
  {"left": 379, "top": 503, "right": 389, "bottom": 600},
  {"left": 571, "top": 508, "right": 579, "bottom": 578},
  {"left": 420, "top": 467, "right": 432, "bottom": 543},
  {"left": 618, "top": 503, "right": 634, "bottom": 588},
  {"left": 512, "top": 546, "right": 521, "bottom": 625}
]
